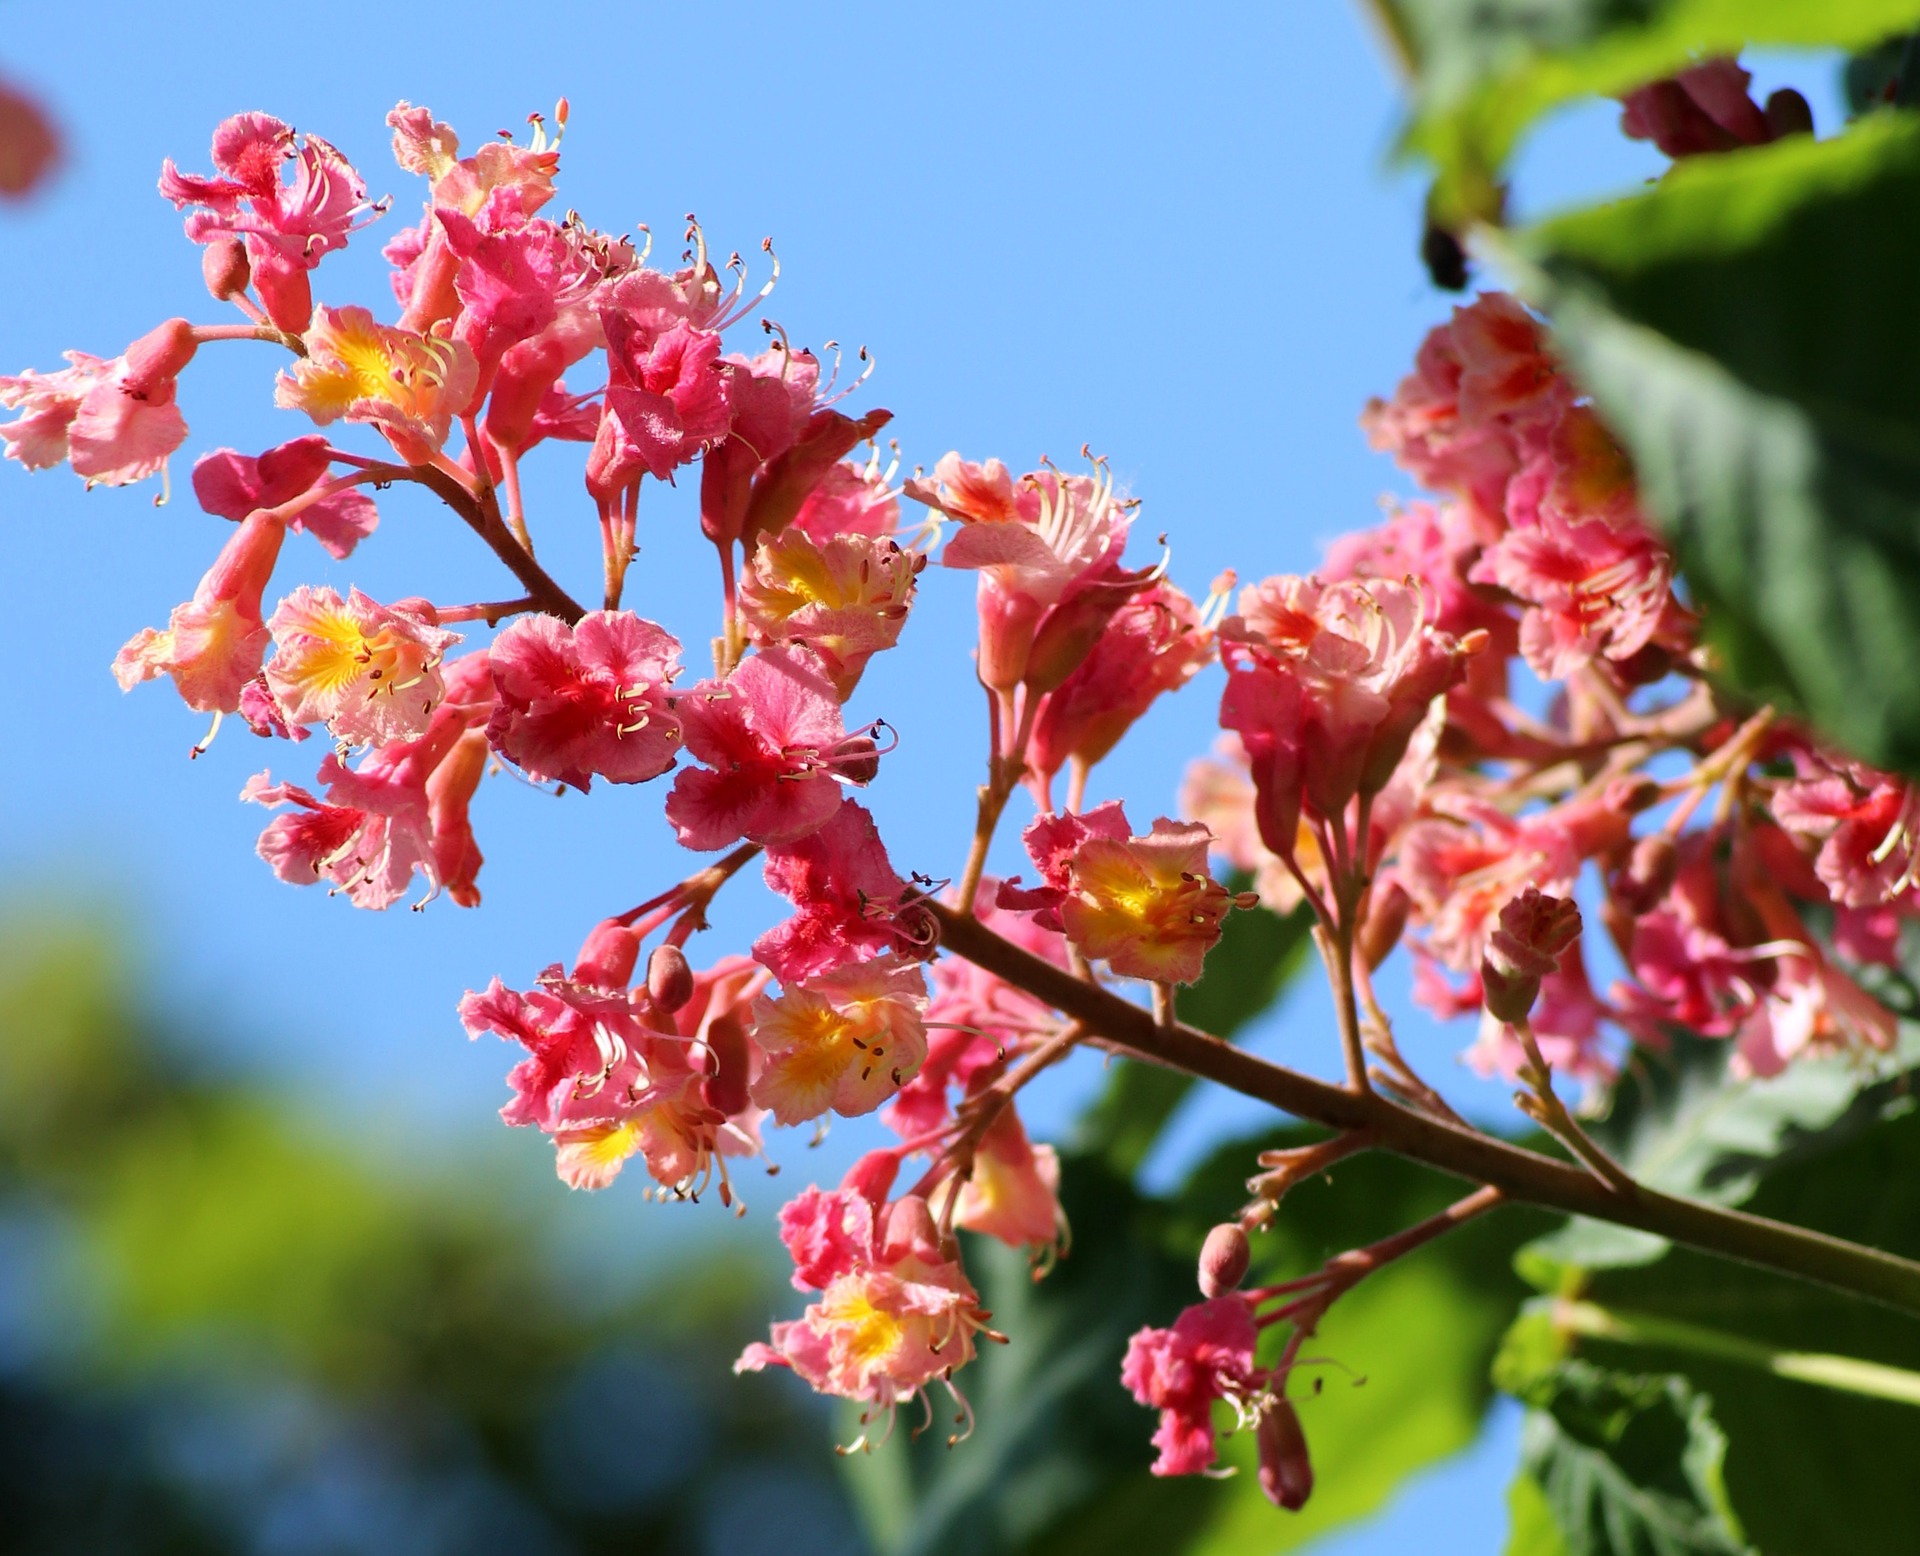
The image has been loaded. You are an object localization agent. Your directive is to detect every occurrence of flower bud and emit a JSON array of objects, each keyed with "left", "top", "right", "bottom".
[
  {"left": 1357, "top": 882, "right": 1410, "bottom": 971},
  {"left": 1764, "top": 87, "right": 1814, "bottom": 140},
  {"left": 202, "top": 237, "right": 252, "bottom": 301},
  {"left": 1481, "top": 888, "right": 1581, "bottom": 1024},
  {"left": 646, "top": 943, "right": 694, "bottom": 1012},
  {"left": 1613, "top": 833, "right": 1678, "bottom": 915},
  {"left": 701, "top": 1012, "right": 752, "bottom": 1117},
  {"left": 1198, "top": 1222, "right": 1251, "bottom": 1298},
  {"left": 120, "top": 318, "right": 198, "bottom": 399},
  {"left": 1256, "top": 1400, "right": 1313, "bottom": 1511},
  {"left": 834, "top": 734, "right": 881, "bottom": 786},
  {"left": 574, "top": 919, "right": 641, "bottom": 989}
]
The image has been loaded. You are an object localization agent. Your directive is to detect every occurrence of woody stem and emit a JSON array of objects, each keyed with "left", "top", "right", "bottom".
[
  {"left": 927, "top": 902, "right": 1920, "bottom": 1318},
  {"left": 406, "top": 461, "right": 589, "bottom": 624}
]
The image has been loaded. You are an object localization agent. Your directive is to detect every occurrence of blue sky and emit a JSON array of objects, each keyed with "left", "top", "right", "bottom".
[{"left": 0, "top": 6, "right": 1845, "bottom": 1551}]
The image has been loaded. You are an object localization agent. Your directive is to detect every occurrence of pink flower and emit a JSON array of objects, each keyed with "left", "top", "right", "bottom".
[
  {"left": 387, "top": 100, "right": 560, "bottom": 220},
  {"left": 437, "top": 204, "right": 599, "bottom": 386},
  {"left": 738, "top": 1190, "right": 986, "bottom": 1409},
  {"left": 244, "top": 755, "right": 435, "bottom": 911},
  {"left": 749, "top": 955, "right": 929, "bottom": 1125},
  {"left": 1219, "top": 575, "right": 1474, "bottom": 854},
  {"left": 790, "top": 458, "right": 900, "bottom": 543},
  {"left": 1361, "top": 294, "right": 1567, "bottom": 526},
  {"left": 1121, "top": 1297, "right": 1261, "bottom": 1476},
  {"left": 193, "top": 436, "right": 378, "bottom": 559},
  {"left": 1391, "top": 789, "right": 1629, "bottom": 972},
  {"left": 1028, "top": 580, "right": 1214, "bottom": 799},
  {"left": 698, "top": 365, "right": 897, "bottom": 562},
  {"left": 1733, "top": 951, "right": 1896, "bottom": 1079},
  {"left": 1007, "top": 802, "right": 1243, "bottom": 985},
  {"left": 244, "top": 660, "right": 494, "bottom": 909},
  {"left": 1468, "top": 949, "right": 1617, "bottom": 1096},
  {"left": 911, "top": 453, "right": 1150, "bottom": 692},
  {"left": 1470, "top": 502, "right": 1677, "bottom": 680},
  {"left": 114, "top": 510, "right": 285, "bottom": 714},
  {"left": 948, "top": 1106, "right": 1063, "bottom": 1252},
  {"left": 160, "top": 113, "right": 382, "bottom": 333},
  {"left": 264, "top": 586, "right": 460, "bottom": 745},
  {"left": 736, "top": 527, "right": 919, "bottom": 698},
  {"left": 275, "top": 306, "right": 478, "bottom": 464},
  {"left": 666, "top": 646, "right": 874, "bottom": 851},
  {"left": 486, "top": 610, "right": 684, "bottom": 791},
  {"left": 755, "top": 802, "right": 926, "bottom": 983},
  {"left": 3, "top": 319, "right": 198, "bottom": 487},
  {"left": 1771, "top": 748, "right": 1920, "bottom": 909},
  {"left": 589, "top": 316, "right": 736, "bottom": 494}
]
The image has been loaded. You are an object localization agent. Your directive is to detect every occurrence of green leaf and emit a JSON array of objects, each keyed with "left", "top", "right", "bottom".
[
  {"left": 847, "top": 1128, "right": 1546, "bottom": 1555},
  {"left": 1388, "top": 0, "right": 1920, "bottom": 213},
  {"left": 1513, "top": 115, "right": 1920, "bottom": 772},
  {"left": 1518, "top": 1362, "right": 1751, "bottom": 1556},
  {"left": 1555, "top": 1107, "right": 1920, "bottom": 1553},
  {"left": 1076, "top": 896, "right": 1313, "bottom": 1177},
  {"left": 1508, "top": 1469, "right": 1576, "bottom": 1556},
  {"left": 1517, "top": 1024, "right": 1920, "bottom": 1279}
]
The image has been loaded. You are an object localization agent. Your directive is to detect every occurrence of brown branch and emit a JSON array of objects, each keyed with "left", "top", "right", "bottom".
[
  {"left": 928, "top": 902, "right": 1920, "bottom": 1318},
  {"left": 399, "top": 462, "right": 589, "bottom": 624}
]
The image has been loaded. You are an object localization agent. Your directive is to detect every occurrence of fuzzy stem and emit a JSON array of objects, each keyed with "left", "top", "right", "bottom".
[
  {"left": 1512, "top": 1015, "right": 1635, "bottom": 1194},
  {"left": 927, "top": 902, "right": 1920, "bottom": 1318}
]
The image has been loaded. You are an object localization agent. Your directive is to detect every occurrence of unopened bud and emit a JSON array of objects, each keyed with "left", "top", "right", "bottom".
[
  {"left": 573, "top": 920, "right": 641, "bottom": 989},
  {"left": 1764, "top": 87, "right": 1814, "bottom": 140},
  {"left": 701, "top": 1012, "right": 752, "bottom": 1117},
  {"left": 1198, "top": 1222, "right": 1251, "bottom": 1298},
  {"left": 1481, "top": 888, "right": 1581, "bottom": 1025},
  {"left": 1357, "top": 883, "right": 1410, "bottom": 971},
  {"left": 835, "top": 734, "right": 881, "bottom": 786},
  {"left": 647, "top": 943, "right": 694, "bottom": 1011},
  {"left": 202, "top": 237, "right": 251, "bottom": 301},
  {"left": 1256, "top": 1400, "right": 1313, "bottom": 1512},
  {"left": 120, "top": 318, "right": 198, "bottom": 397},
  {"left": 1614, "top": 833, "right": 1678, "bottom": 915}
]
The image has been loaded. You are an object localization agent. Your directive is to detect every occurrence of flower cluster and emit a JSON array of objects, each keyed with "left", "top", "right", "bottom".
[{"left": 19, "top": 82, "right": 1909, "bottom": 1511}]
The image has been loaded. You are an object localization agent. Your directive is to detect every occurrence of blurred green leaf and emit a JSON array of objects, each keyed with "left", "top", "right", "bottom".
[
  {"left": 1386, "top": 0, "right": 1920, "bottom": 214},
  {"left": 1513, "top": 114, "right": 1920, "bottom": 772},
  {"left": 1508, "top": 1468, "right": 1576, "bottom": 1555},
  {"left": 1076, "top": 895, "right": 1313, "bottom": 1177},
  {"left": 1519, "top": 1025, "right": 1920, "bottom": 1280},
  {"left": 849, "top": 1125, "right": 1547, "bottom": 1555},
  {"left": 1514, "top": 1361, "right": 1750, "bottom": 1556}
]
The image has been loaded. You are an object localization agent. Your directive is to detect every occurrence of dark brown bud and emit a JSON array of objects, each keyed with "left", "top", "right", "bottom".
[
  {"left": 646, "top": 943, "right": 695, "bottom": 1012},
  {"left": 1764, "top": 87, "right": 1814, "bottom": 140},
  {"left": 1198, "top": 1222, "right": 1251, "bottom": 1298},
  {"left": 1256, "top": 1400, "right": 1313, "bottom": 1512},
  {"left": 202, "top": 237, "right": 251, "bottom": 301}
]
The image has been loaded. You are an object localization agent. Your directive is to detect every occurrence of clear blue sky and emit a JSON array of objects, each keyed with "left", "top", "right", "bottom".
[{"left": 0, "top": 7, "right": 1844, "bottom": 1551}]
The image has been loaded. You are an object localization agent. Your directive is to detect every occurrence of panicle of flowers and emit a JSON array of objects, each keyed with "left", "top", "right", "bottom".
[{"left": 49, "top": 82, "right": 1920, "bottom": 1510}]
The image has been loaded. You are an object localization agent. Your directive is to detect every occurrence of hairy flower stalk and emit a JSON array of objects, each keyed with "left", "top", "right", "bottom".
[{"left": 27, "top": 93, "right": 1920, "bottom": 1513}]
